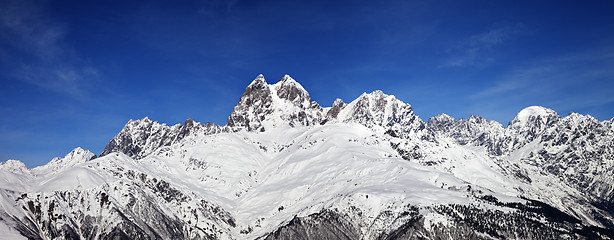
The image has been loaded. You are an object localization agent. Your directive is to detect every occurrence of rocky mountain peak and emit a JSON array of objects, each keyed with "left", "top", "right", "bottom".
[
  {"left": 248, "top": 74, "right": 267, "bottom": 88},
  {"left": 126, "top": 116, "right": 153, "bottom": 126},
  {"left": 566, "top": 111, "right": 598, "bottom": 122},
  {"left": 63, "top": 147, "right": 95, "bottom": 160},
  {"left": 276, "top": 74, "right": 303, "bottom": 89},
  {"left": 337, "top": 90, "right": 424, "bottom": 132},
  {"left": 332, "top": 98, "right": 345, "bottom": 107},
  {"left": 101, "top": 117, "right": 181, "bottom": 159},
  {"left": 497, "top": 106, "right": 561, "bottom": 153},
  {"left": 430, "top": 113, "right": 455, "bottom": 123},
  {"left": 326, "top": 98, "right": 346, "bottom": 120},
  {"left": 227, "top": 75, "right": 275, "bottom": 131},
  {"left": 467, "top": 115, "right": 487, "bottom": 124},
  {"left": 273, "top": 74, "right": 311, "bottom": 108},
  {"left": 101, "top": 117, "right": 226, "bottom": 159},
  {"left": 356, "top": 90, "right": 400, "bottom": 109},
  {"left": 228, "top": 75, "right": 322, "bottom": 131},
  {"left": 31, "top": 147, "right": 96, "bottom": 176},
  {"left": 426, "top": 113, "right": 455, "bottom": 132},
  {"left": 243, "top": 75, "right": 272, "bottom": 103},
  {"left": 509, "top": 106, "right": 559, "bottom": 129},
  {"left": 0, "top": 160, "right": 30, "bottom": 175}
]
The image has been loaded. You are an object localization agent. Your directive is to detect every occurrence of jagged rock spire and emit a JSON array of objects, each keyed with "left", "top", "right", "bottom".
[
  {"left": 274, "top": 75, "right": 311, "bottom": 107},
  {"left": 227, "top": 74, "right": 321, "bottom": 131},
  {"left": 227, "top": 75, "right": 275, "bottom": 131},
  {"left": 326, "top": 98, "right": 346, "bottom": 119}
]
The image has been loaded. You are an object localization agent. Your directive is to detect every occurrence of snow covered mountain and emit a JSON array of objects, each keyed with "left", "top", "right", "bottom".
[
  {"left": 100, "top": 117, "right": 228, "bottom": 160},
  {"left": 1, "top": 74, "right": 613, "bottom": 239}
]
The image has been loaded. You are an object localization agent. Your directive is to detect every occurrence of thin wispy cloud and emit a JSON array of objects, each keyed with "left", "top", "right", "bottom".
[
  {"left": 467, "top": 48, "right": 614, "bottom": 121},
  {"left": 17, "top": 65, "right": 99, "bottom": 98},
  {"left": 0, "top": 0, "right": 98, "bottom": 100},
  {"left": 442, "top": 25, "right": 522, "bottom": 67},
  {"left": 468, "top": 66, "right": 555, "bottom": 99},
  {"left": 471, "top": 48, "right": 614, "bottom": 99}
]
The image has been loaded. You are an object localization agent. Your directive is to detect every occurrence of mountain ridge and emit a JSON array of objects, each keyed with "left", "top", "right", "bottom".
[{"left": 1, "top": 74, "right": 613, "bottom": 239}]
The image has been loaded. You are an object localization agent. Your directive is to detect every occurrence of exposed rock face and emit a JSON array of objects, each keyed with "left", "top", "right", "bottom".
[
  {"left": 426, "top": 106, "right": 564, "bottom": 156},
  {"left": 337, "top": 90, "right": 423, "bottom": 129},
  {"left": 263, "top": 210, "right": 360, "bottom": 240},
  {"left": 265, "top": 202, "right": 613, "bottom": 240},
  {"left": 426, "top": 113, "right": 455, "bottom": 131},
  {"left": 424, "top": 107, "right": 614, "bottom": 204},
  {"left": 2, "top": 74, "right": 614, "bottom": 240},
  {"left": 533, "top": 113, "right": 614, "bottom": 205},
  {"left": 227, "top": 74, "right": 274, "bottom": 132},
  {"left": 1, "top": 178, "right": 235, "bottom": 240},
  {"left": 421, "top": 106, "right": 614, "bottom": 229},
  {"left": 428, "top": 114, "right": 504, "bottom": 147},
  {"left": 100, "top": 117, "right": 182, "bottom": 159},
  {"left": 227, "top": 74, "right": 325, "bottom": 131},
  {"left": 275, "top": 75, "right": 311, "bottom": 107},
  {"left": 325, "top": 98, "right": 346, "bottom": 120},
  {"left": 101, "top": 117, "right": 227, "bottom": 159},
  {"left": 225, "top": 75, "right": 426, "bottom": 137}
]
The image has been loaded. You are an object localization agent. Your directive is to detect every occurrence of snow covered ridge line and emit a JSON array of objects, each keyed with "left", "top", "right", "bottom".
[
  {"left": 1, "top": 74, "right": 614, "bottom": 239},
  {"left": 105, "top": 74, "right": 612, "bottom": 159}
]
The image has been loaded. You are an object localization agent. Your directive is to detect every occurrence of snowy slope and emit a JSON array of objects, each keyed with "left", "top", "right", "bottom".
[{"left": 1, "top": 74, "right": 613, "bottom": 239}]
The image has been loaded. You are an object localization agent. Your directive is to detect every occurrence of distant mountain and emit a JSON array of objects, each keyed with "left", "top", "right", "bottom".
[{"left": 1, "top": 74, "right": 613, "bottom": 239}]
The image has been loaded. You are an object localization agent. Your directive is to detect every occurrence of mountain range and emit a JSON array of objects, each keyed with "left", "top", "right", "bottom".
[{"left": 1, "top": 74, "right": 613, "bottom": 239}]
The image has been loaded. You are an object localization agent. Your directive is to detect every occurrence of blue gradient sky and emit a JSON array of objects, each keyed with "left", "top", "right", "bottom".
[{"left": 1, "top": 0, "right": 613, "bottom": 167}]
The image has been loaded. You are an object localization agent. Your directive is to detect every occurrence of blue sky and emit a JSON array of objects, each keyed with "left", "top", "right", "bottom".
[{"left": 1, "top": 0, "right": 613, "bottom": 167}]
